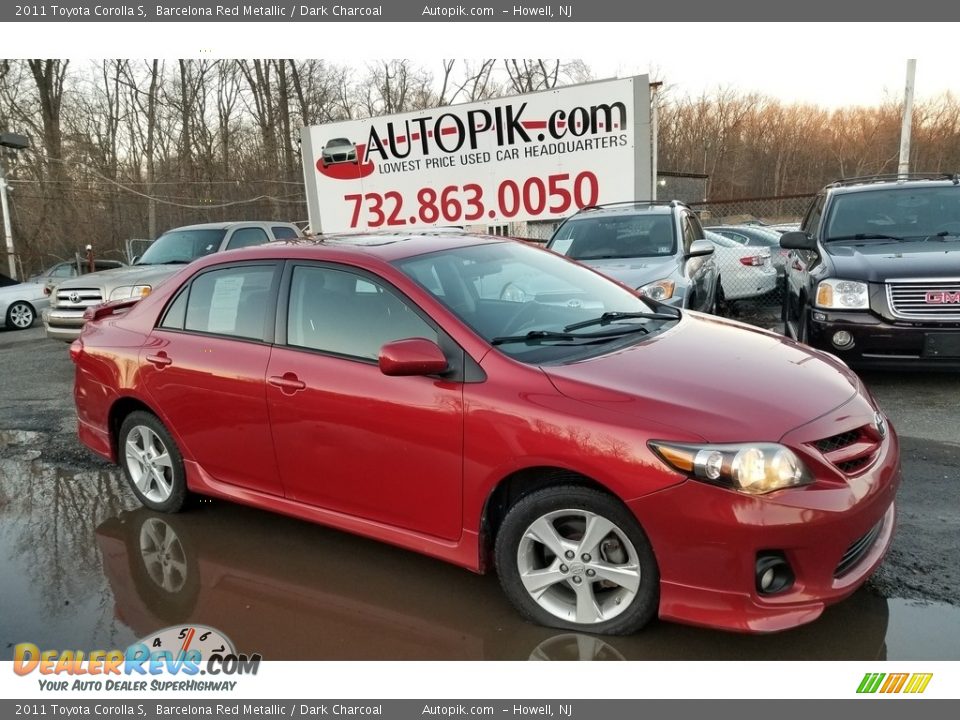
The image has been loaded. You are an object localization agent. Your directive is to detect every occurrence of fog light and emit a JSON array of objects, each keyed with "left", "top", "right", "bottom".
[
  {"left": 832, "top": 330, "right": 854, "bottom": 349},
  {"left": 755, "top": 552, "right": 794, "bottom": 595},
  {"left": 760, "top": 567, "right": 776, "bottom": 591}
]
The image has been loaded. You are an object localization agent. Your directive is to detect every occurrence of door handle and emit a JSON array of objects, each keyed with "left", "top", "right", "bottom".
[
  {"left": 146, "top": 352, "right": 172, "bottom": 368},
  {"left": 268, "top": 373, "right": 306, "bottom": 393}
]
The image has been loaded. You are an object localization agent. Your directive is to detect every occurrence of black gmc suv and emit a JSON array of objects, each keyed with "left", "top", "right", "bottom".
[{"left": 781, "top": 174, "right": 960, "bottom": 368}]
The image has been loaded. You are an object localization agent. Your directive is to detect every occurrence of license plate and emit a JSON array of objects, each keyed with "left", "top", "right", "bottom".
[{"left": 923, "top": 333, "right": 960, "bottom": 358}]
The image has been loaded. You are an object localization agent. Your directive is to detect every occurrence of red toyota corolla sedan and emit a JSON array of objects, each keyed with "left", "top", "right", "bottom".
[{"left": 71, "top": 233, "right": 900, "bottom": 634}]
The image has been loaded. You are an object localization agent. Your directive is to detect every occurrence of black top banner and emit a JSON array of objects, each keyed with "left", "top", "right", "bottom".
[{"left": 4, "top": 0, "right": 959, "bottom": 21}]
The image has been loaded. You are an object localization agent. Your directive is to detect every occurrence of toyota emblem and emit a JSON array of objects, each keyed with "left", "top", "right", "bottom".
[
  {"left": 874, "top": 412, "right": 887, "bottom": 438},
  {"left": 69, "top": 291, "right": 81, "bottom": 304}
]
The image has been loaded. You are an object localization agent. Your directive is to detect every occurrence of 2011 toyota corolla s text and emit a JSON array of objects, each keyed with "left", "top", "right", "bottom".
[{"left": 70, "top": 232, "right": 900, "bottom": 634}]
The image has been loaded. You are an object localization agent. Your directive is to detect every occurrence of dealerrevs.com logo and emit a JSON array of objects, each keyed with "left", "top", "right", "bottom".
[
  {"left": 12, "top": 625, "right": 261, "bottom": 692},
  {"left": 857, "top": 672, "right": 933, "bottom": 694}
]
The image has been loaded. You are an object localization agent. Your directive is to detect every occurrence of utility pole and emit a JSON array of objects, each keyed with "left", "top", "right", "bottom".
[
  {"left": 898, "top": 59, "right": 917, "bottom": 180},
  {"left": 0, "top": 132, "right": 30, "bottom": 280},
  {"left": 650, "top": 81, "right": 662, "bottom": 201}
]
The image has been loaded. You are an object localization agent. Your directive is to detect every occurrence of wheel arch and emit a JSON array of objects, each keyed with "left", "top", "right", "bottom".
[
  {"left": 478, "top": 466, "right": 619, "bottom": 572},
  {"left": 108, "top": 395, "right": 161, "bottom": 459}
]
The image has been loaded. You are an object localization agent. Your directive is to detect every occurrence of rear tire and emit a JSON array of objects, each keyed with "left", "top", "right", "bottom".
[
  {"left": 119, "top": 411, "right": 188, "bottom": 513},
  {"left": 494, "top": 485, "right": 659, "bottom": 635}
]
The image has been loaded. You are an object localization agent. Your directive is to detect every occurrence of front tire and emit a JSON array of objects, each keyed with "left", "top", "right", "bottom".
[
  {"left": 119, "top": 411, "right": 188, "bottom": 513},
  {"left": 494, "top": 485, "right": 659, "bottom": 635},
  {"left": 5, "top": 301, "right": 35, "bottom": 330}
]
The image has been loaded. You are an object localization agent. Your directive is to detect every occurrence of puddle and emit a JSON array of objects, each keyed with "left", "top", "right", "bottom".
[{"left": 0, "top": 460, "right": 958, "bottom": 661}]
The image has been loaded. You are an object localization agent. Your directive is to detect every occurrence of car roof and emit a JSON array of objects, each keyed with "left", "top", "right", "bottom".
[
  {"left": 192, "top": 231, "right": 509, "bottom": 266},
  {"left": 564, "top": 205, "right": 676, "bottom": 221},
  {"left": 826, "top": 177, "right": 960, "bottom": 196},
  {"left": 162, "top": 221, "right": 296, "bottom": 232}
]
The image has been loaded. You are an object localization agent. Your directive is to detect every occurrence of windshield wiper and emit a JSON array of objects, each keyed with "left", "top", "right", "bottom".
[
  {"left": 563, "top": 311, "right": 678, "bottom": 332},
  {"left": 491, "top": 325, "right": 651, "bottom": 347},
  {"left": 826, "top": 233, "right": 905, "bottom": 243},
  {"left": 927, "top": 231, "right": 960, "bottom": 240}
]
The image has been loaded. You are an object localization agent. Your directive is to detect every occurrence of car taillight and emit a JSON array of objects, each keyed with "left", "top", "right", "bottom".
[{"left": 739, "top": 256, "right": 765, "bottom": 266}]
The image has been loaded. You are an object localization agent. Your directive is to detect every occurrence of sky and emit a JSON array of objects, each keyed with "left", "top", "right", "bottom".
[{"left": 3, "top": 22, "right": 959, "bottom": 109}]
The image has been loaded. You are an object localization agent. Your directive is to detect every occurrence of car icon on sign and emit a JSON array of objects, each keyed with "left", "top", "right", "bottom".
[{"left": 321, "top": 137, "right": 358, "bottom": 167}]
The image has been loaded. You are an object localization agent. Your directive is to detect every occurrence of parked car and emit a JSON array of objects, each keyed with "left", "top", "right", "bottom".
[
  {"left": 705, "top": 230, "right": 777, "bottom": 302},
  {"left": 39, "top": 259, "right": 127, "bottom": 298},
  {"left": 708, "top": 224, "right": 791, "bottom": 279},
  {"left": 781, "top": 174, "right": 960, "bottom": 368},
  {"left": 72, "top": 231, "right": 899, "bottom": 635},
  {"left": 0, "top": 278, "right": 49, "bottom": 330},
  {"left": 44, "top": 221, "right": 301, "bottom": 341},
  {"left": 768, "top": 222, "right": 802, "bottom": 235},
  {"left": 546, "top": 201, "right": 721, "bottom": 314}
]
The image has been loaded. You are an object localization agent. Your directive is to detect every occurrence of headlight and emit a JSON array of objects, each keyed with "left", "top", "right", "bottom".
[
  {"left": 500, "top": 282, "right": 529, "bottom": 303},
  {"left": 815, "top": 279, "right": 868, "bottom": 310},
  {"left": 638, "top": 279, "right": 676, "bottom": 301},
  {"left": 109, "top": 285, "right": 152, "bottom": 301},
  {"left": 649, "top": 441, "right": 813, "bottom": 494}
]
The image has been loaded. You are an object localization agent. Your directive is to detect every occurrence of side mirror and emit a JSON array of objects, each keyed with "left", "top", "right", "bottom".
[
  {"left": 378, "top": 338, "right": 448, "bottom": 377},
  {"left": 780, "top": 231, "right": 818, "bottom": 251},
  {"left": 686, "top": 239, "right": 715, "bottom": 258}
]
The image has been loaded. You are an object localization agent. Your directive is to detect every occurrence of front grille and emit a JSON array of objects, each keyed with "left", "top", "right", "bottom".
[
  {"left": 835, "top": 519, "right": 884, "bottom": 577},
  {"left": 809, "top": 424, "right": 881, "bottom": 476},
  {"left": 836, "top": 456, "right": 873, "bottom": 474},
  {"left": 887, "top": 280, "right": 960, "bottom": 320},
  {"left": 813, "top": 430, "right": 860, "bottom": 454},
  {"left": 55, "top": 287, "right": 103, "bottom": 309}
]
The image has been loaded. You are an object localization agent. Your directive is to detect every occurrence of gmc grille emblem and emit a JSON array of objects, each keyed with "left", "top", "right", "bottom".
[{"left": 925, "top": 291, "right": 960, "bottom": 304}]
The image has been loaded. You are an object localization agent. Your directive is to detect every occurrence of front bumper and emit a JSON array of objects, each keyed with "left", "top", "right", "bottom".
[
  {"left": 631, "top": 408, "right": 900, "bottom": 633},
  {"left": 43, "top": 307, "right": 86, "bottom": 341},
  {"left": 806, "top": 308, "right": 960, "bottom": 368}
]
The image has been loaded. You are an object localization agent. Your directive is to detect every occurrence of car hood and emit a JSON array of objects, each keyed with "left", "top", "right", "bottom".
[
  {"left": 826, "top": 239, "right": 960, "bottom": 281},
  {"left": 542, "top": 314, "right": 861, "bottom": 443},
  {"left": 579, "top": 255, "right": 676, "bottom": 289},
  {"left": 54, "top": 264, "right": 181, "bottom": 290}
]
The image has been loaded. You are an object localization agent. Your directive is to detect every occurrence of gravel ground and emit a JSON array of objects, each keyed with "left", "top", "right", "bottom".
[{"left": 1, "top": 322, "right": 958, "bottom": 607}]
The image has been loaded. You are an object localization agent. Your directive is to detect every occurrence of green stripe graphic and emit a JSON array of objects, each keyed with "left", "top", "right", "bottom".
[{"left": 857, "top": 673, "right": 886, "bottom": 693}]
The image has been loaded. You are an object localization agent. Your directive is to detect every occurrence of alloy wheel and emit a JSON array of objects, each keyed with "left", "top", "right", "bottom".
[
  {"left": 125, "top": 425, "right": 175, "bottom": 503},
  {"left": 516, "top": 508, "right": 641, "bottom": 625}
]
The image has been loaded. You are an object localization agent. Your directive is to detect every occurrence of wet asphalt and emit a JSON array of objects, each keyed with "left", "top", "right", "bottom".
[{"left": 1, "top": 321, "right": 958, "bottom": 660}]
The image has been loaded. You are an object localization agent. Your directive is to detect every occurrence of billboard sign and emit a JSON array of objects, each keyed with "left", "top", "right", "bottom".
[{"left": 301, "top": 76, "right": 651, "bottom": 233}]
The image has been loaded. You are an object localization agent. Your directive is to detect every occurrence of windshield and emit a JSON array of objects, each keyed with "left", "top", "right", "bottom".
[
  {"left": 394, "top": 241, "right": 675, "bottom": 364},
  {"left": 825, "top": 186, "right": 960, "bottom": 241},
  {"left": 549, "top": 214, "right": 676, "bottom": 259},
  {"left": 137, "top": 229, "right": 227, "bottom": 265}
]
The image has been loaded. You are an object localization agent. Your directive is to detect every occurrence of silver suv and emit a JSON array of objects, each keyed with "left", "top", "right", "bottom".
[
  {"left": 546, "top": 201, "right": 721, "bottom": 313},
  {"left": 44, "top": 221, "right": 301, "bottom": 341}
]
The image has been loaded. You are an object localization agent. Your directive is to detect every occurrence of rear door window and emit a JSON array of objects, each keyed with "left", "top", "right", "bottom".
[{"left": 163, "top": 264, "right": 277, "bottom": 341}]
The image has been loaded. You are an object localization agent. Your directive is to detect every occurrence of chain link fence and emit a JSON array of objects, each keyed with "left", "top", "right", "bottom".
[{"left": 690, "top": 194, "right": 815, "bottom": 329}]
